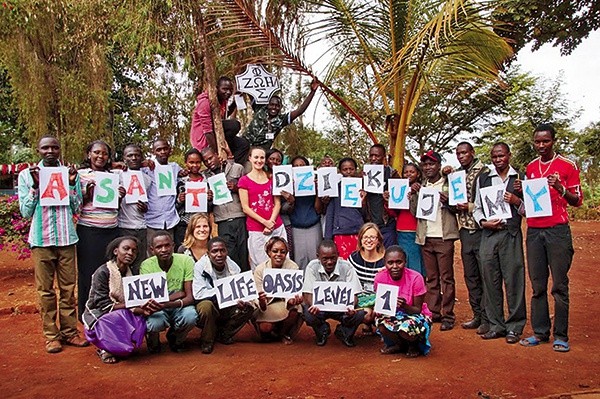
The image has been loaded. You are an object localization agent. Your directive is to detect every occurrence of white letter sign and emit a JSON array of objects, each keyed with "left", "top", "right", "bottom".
[
  {"left": 235, "top": 64, "right": 280, "bottom": 105},
  {"left": 185, "top": 181, "right": 208, "bottom": 213},
  {"left": 388, "top": 179, "right": 410, "bottom": 210},
  {"left": 272, "top": 165, "right": 294, "bottom": 195},
  {"left": 293, "top": 166, "right": 315, "bottom": 197},
  {"left": 316, "top": 167, "right": 339, "bottom": 197},
  {"left": 363, "top": 164, "right": 384, "bottom": 194},
  {"left": 340, "top": 177, "right": 362, "bottom": 208},
  {"left": 123, "top": 272, "right": 168, "bottom": 308},
  {"left": 92, "top": 171, "right": 119, "bottom": 209},
  {"left": 207, "top": 173, "right": 233, "bottom": 205},
  {"left": 312, "top": 281, "right": 354, "bottom": 312},
  {"left": 122, "top": 171, "right": 148, "bottom": 204},
  {"left": 215, "top": 271, "right": 259, "bottom": 309},
  {"left": 480, "top": 185, "right": 512, "bottom": 220},
  {"left": 375, "top": 283, "right": 400, "bottom": 317},
  {"left": 154, "top": 165, "right": 176, "bottom": 197},
  {"left": 416, "top": 187, "right": 440, "bottom": 221},
  {"left": 39, "top": 167, "right": 70, "bottom": 206},
  {"left": 448, "top": 170, "right": 467, "bottom": 205},
  {"left": 522, "top": 178, "right": 552, "bottom": 218},
  {"left": 262, "top": 269, "right": 304, "bottom": 299}
]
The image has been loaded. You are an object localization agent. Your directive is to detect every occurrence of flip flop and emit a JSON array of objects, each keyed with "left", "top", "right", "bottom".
[
  {"left": 97, "top": 349, "right": 118, "bottom": 364},
  {"left": 519, "top": 335, "right": 547, "bottom": 347},
  {"left": 552, "top": 339, "right": 570, "bottom": 353}
]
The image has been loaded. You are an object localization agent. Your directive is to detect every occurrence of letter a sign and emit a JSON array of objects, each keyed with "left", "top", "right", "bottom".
[{"left": 40, "top": 167, "right": 70, "bottom": 206}]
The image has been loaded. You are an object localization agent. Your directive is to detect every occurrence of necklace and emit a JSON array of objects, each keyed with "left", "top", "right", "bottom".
[{"left": 538, "top": 153, "right": 557, "bottom": 177}]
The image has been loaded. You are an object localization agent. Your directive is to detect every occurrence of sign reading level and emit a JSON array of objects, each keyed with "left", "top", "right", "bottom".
[{"left": 312, "top": 282, "right": 354, "bottom": 312}]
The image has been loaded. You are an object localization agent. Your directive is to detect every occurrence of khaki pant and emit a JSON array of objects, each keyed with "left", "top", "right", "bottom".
[{"left": 32, "top": 245, "right": 78, "bottom": 341}]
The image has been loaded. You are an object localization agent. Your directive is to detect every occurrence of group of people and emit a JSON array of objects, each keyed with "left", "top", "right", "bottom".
[{"left": 18, "top": 77, "right": 581, "bottom": 366}]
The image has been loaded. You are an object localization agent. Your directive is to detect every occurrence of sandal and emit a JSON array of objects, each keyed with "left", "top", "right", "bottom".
[
  {"left": 552, "top": 339, "right": 570, "bottom": 353},
  {"left": 406, "top": 345, "right": 421, "bottom": 358},
  {"left": 97, "top": 349, "right": 118, "bottom": 364},
  {"left": 380, "top": 345, "right": 402, "bottom": 355},
  {"left": 362, "top": 326, "right": 375, "bottom": 336},
  {"left": 519, "top": 335, "right": 548, "bottom": 347},
  {"left": 282, "top": 335, "right": 293, "bottom": 345}
]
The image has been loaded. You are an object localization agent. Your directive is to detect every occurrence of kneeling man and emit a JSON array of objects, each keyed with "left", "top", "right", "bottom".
[
  {"left": 193, "top": 237, "right": 256, "bottom": 354},
  {"left": 303, "top": 240, "right": 365, "bottom": 347}
]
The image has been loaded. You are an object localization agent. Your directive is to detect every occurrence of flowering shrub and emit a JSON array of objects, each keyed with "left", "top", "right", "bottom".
[{"left": 0, "top": 195, "right": 31, "bottom": 259}]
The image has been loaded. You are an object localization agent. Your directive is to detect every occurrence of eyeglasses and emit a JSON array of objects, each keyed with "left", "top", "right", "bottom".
[{"left": 362, "top": 236, "right": 378, "bottom": 242}]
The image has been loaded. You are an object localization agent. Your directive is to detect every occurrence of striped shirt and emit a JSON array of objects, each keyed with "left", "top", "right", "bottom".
[
  {"left": 348, "top": 251, "right": 385, "bottom": 293},
  {"left": 18, "top": 162, "right": 82, "bottom": 247},
  {"left": 77, "top": 168, "right": 119, "bottom": 228}
]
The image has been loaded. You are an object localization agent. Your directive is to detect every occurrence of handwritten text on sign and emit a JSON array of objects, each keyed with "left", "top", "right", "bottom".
[
  {"left": 123, "top": 272, "right": 168, "bottom": 308},
  {"left": 293, "top": 166, "right": 316, "bottom": 197},
  {"left": 154, "top": 164, "right": 176, "bottom": 197},
  {"left": 448, "top": 170, "right": 467, "bottom": 206},
  {"left": 340, "top": 177, "right": 362, "bottom": 208},
  {"left": 207, "top": 173, "right": 233, "bottom": 205},
  {"left": 313, "top": 281, "right": 354, "bottom": 312},
  {"left": 388, "top": 179, "right": 410, "bottom": 209},
  {"left": 185, "top": 181, "right": 208, "bottom": 213},
  {"left": 215, "top": 271, "right": 259, "bottom": 309},
  {"left": 522, "top": 178, "right": 553, "bottom": 218},
  {"left": 235, "top": 64, "right": 280, "bottom": 105},
  {"left": 480, "top": 185, "right": 512, "bottom": 220},
  {"left": 272, "top": 165, "right": 294, "bottom": 195},
  {"left": 416, "top": 187, "right": 440, "bottom": 221},
  {"left": 92, "top": 171, "right": 120, "bottom": 209},
  {"left": 363, "top": 164, "right": 385, "bottom": 194},
  {"left": 374, "top": 283, "right": 400, "bottom": 317},
  {"left": 40, "top": 167, "right": 70, "bottom": 206},
  {"left": 122, "top": 171, "right": 148, "bottom": 204},
  {"left": 262, "top": 269, "right": 304, "bottom": 299},
  {"left": 316, "top": 167, "right": 339, "bottom": 197}
]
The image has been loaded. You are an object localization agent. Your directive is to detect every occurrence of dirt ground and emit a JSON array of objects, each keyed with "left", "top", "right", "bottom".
[{"left": 1, "top": 221, "right": 599, "bottom": 399}]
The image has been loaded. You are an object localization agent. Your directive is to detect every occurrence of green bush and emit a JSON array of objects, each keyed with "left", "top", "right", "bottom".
[{"left": 0, "top": 195, "right": 31, "bottom": 259}]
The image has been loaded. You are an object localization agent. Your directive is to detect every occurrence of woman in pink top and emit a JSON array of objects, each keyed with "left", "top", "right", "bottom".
[
  {"left": 238, "top": 147, "right": 287, "bottom": 270},
  {"left": 374, "top": 245, "right": 432, "bottom": 357}
]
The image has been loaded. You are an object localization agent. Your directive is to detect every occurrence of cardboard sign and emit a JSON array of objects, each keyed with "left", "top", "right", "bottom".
[
  {"left": 215, "top": 271, "right": 259, "bottom": 309},
  {"left": 363, "top": 164, "right": 385, "bottom": 194},
  {"left": 374, "top": 283, "right": 400, "bottom": 317},
  {"left": 154, "top": 164, "right": 176, "bottom": 197},
  {"left": 316, "top": 167, "right": 339, "bottom": 197},
  {"left": 272, "top": 165, "right": 294, "bottom": 195},
  {"left": 262, "top": 269, "right": 304, "bottom": 299},
  {"left": 122, "top": 171, "right": 148, "bottom": 204},
  {"left": 388, "top": 179, "right": 410, "bottom": 210},
  {"left": 293, "top": 166, "right": 316, "bottom": 197},
  {"left": 480, "top": 185, "right": 512, "bottom": 220},
  {"left": 523, "top": 178, "right": 552, "bottom": 218},
  {"left": 235, "top": 64, "right": 280, "bottom": 104},
  {"left": 185, "top": 181, "right": 208, "bottom": 213},
  {"left": 234, "top": 94, "right": 247, "bottom": 110},
  {"left": 313, "top": 281, "right": 354, "bottom": 312},
  {"left": 340, "top": 177, "right": 362, "bottom": 208},
  {"left": 92, "top": 172, "right": 119, "bottom": 209},
  {"left": 123, "top": 272, "right": 168, "bottom": 308},
  {"left": 207, "top": 173, "right": 233, "bottom": 205},
  {"left": 448, "top": 170, "right": 467, "bottom": 205},
  {"left": 416, "top": 187, "right": 440, "bottom": 221},
  {"left": 39, "top": 167, "right": 70, "bottom": 206}
]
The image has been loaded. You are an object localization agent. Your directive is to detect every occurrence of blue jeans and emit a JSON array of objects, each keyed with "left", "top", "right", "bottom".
[{"left": 146, "top": 306, "right": 197, "bottom": 344}]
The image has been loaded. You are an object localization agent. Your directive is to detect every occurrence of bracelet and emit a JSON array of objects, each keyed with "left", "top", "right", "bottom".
[
  {"left": 178, "top": 299, "right": 184, "bottom": 309},
  {"left": 561, "top": 188, "right": 568, "bottom": 198}
]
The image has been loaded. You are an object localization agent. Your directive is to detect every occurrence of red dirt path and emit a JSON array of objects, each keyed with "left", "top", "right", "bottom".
[{"left": 1, "top": 221, "right": 599, "bottom": 399}]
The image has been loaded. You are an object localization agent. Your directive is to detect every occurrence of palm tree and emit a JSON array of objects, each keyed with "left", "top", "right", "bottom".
[{"left": 208, "top": 0, "right": 512, "bottom": 169}]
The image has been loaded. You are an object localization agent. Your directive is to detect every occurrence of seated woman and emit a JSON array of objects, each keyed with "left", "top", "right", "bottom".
[
  {"left": 178, "top": 213, "right": 211, "bottom": 262},
  {"left": 374, "top": 245, "right": 432, "bottom": 357},
  {"left": 348, "top": 222, "right": 385, "bottom": 334},
  {"left": 83, "top": 236, "right": 161, "bottom": 364},
  {"left": 253, "top": 237, "right": 303, "bottom": 344}
]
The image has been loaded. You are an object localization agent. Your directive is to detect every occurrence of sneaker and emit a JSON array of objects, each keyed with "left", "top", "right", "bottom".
[
  {"left": 440, "top": 321, "right": 454, "bottom": 331},
  {"left": 46, "top": 340, "right": 62, "bottom": 354}
]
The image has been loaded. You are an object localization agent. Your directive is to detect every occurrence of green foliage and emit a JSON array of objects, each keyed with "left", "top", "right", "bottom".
[
  {"left": 0, "top": 195, "right": 31, "bottom": 259},
  {"left": 495, "top": 0, "right": 600, "bottom": 55}
]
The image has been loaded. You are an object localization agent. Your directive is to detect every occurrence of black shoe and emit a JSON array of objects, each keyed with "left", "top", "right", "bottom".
[
  {"left": 146, "top": 332, "right": 161, "bottom": 354},
  {"left": 200, "top": 341, "right": 214, "bottom": 354},
  {"left": 167, "top": 330, "right": 186, "bottom": 353},
  {"left": 217, "top": 335, "right": 234, "bottom": 345},
  {"left": 315, "top": 332, "right": 329, "bottom": 346},
  {"left": 440, "top": 321, "right": 454, "bottom": 331},
  {"left": 334, "top": 327, "right": 356, "bottom": 348},
  {"left": 476, "top": 323, "right": 491, "bottom": 335},
  {"left": 481, "top": 330, "right": 506, "bottom": 340},
  {"left": 505, "top": 331, "right": 520, "bottom": 344},
  {"left": 461, "top": 318, "right": 481, "bottom": 329}
]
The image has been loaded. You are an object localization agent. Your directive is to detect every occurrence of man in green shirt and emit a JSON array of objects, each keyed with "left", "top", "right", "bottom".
[{"left": 140, "top": 231, "right": 197, "bottom": 353}]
